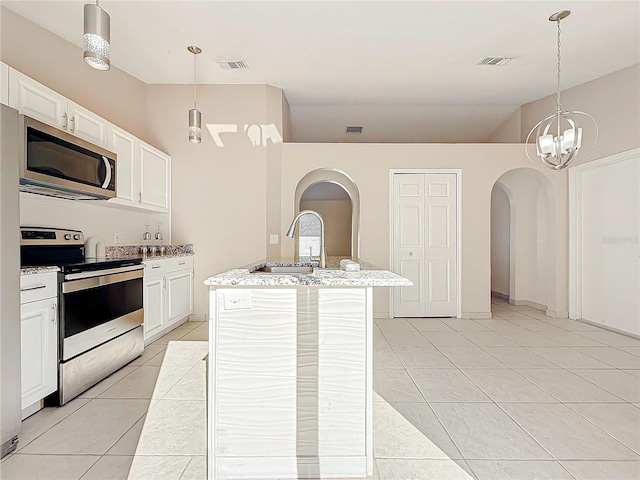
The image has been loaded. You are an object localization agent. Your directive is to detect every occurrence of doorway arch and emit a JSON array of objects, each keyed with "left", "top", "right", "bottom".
[
  {"left": 294, "top": 168, "right": 361, "bottom": 258},
  {"left": 491, "top": 168, "right": 556, "bottom": 312}
]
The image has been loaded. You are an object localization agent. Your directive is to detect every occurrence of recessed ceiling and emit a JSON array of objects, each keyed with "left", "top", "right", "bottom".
[{"left": 4, "top": 1, "right": 639, "bottom": 142}]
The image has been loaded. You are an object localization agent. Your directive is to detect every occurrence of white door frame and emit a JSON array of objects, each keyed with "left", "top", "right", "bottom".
[
  {"left": 569, "top": 147, "right": 640, "bottom": 320},
  {"left": 389, "top": 169, "right": 462, "bottom": 319}
]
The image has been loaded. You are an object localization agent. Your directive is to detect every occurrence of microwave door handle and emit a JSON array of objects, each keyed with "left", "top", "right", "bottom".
[{"left": 101, "top": 156, "right": 112, "bottom": 189}]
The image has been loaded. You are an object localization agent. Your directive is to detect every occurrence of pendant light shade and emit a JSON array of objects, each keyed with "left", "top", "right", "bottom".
[
  {"left": 525, "top": 10, "right": 597, "bottom": 171},
  {"left": 83, "top": 1, "right": 110, "bottom": 71},
  {"left": 188, "top": 46, "right": 202, "bottom": 144}
]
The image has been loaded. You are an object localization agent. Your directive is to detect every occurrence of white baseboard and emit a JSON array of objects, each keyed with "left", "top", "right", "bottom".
[
  {"left": 545, "top": 309, "right": 569, "bottom": 319},
  {"left": 491, "top": 291, "right": 509, "bottom": 300},
  {"left": 573, "top": 317, "right": 640, "bottom": 339},
  {"left": 374, "top": 311, "right": 389, "bottom": 319},
  {"left": 461, "top": 312, "right": 492, "bottom": 319},
  {"left": 217, "top": 456, "right": 368, "bottom": 479},
  {"left": 509, "top": 298, "right": 547, "bottom": 311},
  {"left": 188, "top": 313, "right": 206, "bottom": 322}
]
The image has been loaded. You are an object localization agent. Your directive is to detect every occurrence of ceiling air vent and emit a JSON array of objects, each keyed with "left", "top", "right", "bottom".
[
  {"left": 218, "top": 60, "right": 250, "bottom": 70},
  {"left": 477, "top": 57, "right": 513, "bottom": 66},
  {"left": 345, "top": 126, "right": 363, "bottom": 134}
]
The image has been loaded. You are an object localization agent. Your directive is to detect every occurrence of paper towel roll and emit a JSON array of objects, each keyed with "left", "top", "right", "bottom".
[{"left": 340, "top": 259, "right": 360, "bottom": 271}]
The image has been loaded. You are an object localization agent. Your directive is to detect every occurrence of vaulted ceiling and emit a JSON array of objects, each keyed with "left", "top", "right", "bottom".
[{"left": 4, "top": 1, "right": 639, "bottom": 142}]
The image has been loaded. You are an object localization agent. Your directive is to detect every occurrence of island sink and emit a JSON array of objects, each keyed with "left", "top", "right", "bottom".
[{"left": 252, "top": 264, "right": 314, "bottom": 274}]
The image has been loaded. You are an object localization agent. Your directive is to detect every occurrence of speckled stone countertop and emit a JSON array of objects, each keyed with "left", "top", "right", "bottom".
[
  {"left": 106, "top": 244, "right": 194, "bottom": 260},
  {"left": 20, "top": 266, "right": 60, "bottom": 276},
  {"left": 204, "top": 257, "right": 412, "bottom": 287}
]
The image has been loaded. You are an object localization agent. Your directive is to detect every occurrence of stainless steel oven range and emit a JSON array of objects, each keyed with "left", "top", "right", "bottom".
[{"left": 20, "top": 226, "right": 144, "bottom": 405}]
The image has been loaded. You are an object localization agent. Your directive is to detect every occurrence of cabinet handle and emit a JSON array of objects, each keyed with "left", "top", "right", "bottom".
[
  {"left": 51, "top": 303, "right": 57, "bottom": 323},
  {"left": 62, "top": 112, "right": 68, "bottom": 130},
  {"left": 138, "top": 192, "right": 142, "bottom": 203},
  {"left": 20, "top": 284, "right": 47, "bottom": 292},
  {"left": 70, "top": 116, "right": 75, "bottom": 133},
  {"left": 178, "top": 261, "right": 186, "bottom": 265},
  {"left": 152, "top": 265, "right": 161, "bottom": 269},
  {"left": 162, "top": 277, "right": 166, "bottom": 289}
]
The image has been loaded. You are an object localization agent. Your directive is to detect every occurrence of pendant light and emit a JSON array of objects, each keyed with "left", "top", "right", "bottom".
[
  {"left": 188, "top": 46, "right": 202, "bottom": 144},
  {"left": 525, "top": 10, "right": 597, "bottom": 171},
  {"left": 83, "top": 1, "right": 111, "bottom": 71}
]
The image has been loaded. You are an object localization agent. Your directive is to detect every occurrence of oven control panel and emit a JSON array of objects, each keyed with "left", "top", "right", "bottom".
[{"left": 20, "top": 227, "right": 84, "bottom": 246}]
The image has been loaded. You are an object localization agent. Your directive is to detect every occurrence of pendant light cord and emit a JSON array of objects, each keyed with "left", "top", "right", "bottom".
[
  {"left": 193, "top": 52, "right": 198, "bottom": 109},
  {"left": 556, "top": 19, "right": 562, "bottom": 114}
]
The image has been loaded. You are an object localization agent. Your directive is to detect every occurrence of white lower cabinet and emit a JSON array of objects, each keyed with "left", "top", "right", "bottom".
[
  {"left": 20, "top": 272, "right": 58, "bottom": 419},
  {"left": 143, "top": 256, "right": 194, "bottom": 343}
]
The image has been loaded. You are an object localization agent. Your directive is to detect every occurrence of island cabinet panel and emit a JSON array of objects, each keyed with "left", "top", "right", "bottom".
[
  {"left": 211, "top": 286, "right": 369, "bottom": 475},
  {"left": 215, "top": 289, "right": 298, "bottom": 457}
]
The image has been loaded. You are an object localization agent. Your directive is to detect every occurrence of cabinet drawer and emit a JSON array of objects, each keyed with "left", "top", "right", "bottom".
[
  {"left": 20, "top": 272, "right": 57, "bottom": 304},
  {"left": 143, "top": 256, "right": 193, "bottom": 276}
]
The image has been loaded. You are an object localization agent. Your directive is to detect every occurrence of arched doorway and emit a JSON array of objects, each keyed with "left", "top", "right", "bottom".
[
  {"left": 294, "top": 168, "right": 361, "bottom": 259},
  {"left": 299, "top": 183, "right": 352, "bottom": 257},
  {"left": 491, "top": 168, "right": 556, "bottom": 312}
]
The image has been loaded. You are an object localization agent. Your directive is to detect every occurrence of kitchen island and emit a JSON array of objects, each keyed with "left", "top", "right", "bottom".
[{"left": 204, "top": 258, "right": 411, "bottom": 479}]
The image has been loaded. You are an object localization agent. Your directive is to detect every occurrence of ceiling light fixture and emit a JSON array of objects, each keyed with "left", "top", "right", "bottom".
[
  {"left": 83, "top": 0, "right": 111, "bottom": 71},
  {"left": 525, "top": 10, "right": 597, "bottom": 171},
  {"left": 188, "top": 46, "right": 202, "bottom": 144}
]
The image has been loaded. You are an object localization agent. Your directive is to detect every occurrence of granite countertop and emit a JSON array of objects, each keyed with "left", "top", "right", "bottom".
[
  {"left": 106, "top": 244, "right": 194, "bottom": 261},
  {"left": 204, "top": 257, "right": 412, "bottom": 287},
  {"left": 20, "top": 266, "right": 60, "bottom": 276}
]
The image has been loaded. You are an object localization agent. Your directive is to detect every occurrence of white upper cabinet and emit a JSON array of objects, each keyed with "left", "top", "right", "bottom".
[
  {"left": 1, "top": 62, "right": 8, "bottom": 106},
  {"left": 107, "top": 125, "right": 171, "bottom": 212},
  {"left": 8, "top": 68, "right": 109, "bottom": 148},
  {"left": 140, "top": 142, "right": 170, "bottom": 211},
  {"left": 67, "top": 100, "right": 109, "bottom": 148},
  {"left": 9, "top": 68, "right": 66, "bottom": 130},
  {"left": 107, "top": 123, "right": 138, "bottom": 204}
]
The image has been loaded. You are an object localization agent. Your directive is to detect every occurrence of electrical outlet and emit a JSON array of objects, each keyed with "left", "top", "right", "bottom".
[
  {"left": 113, "top": 233, "right": 120, "bottom": 244},
  {"left": 224, "top": 290, "right": 251, "bottom": 310},
  {"left": 269, "top": 234, "right": 279, "bottom": 245}
]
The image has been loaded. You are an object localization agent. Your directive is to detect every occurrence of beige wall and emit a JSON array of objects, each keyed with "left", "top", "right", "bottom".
[
  {"left": 488, "top": 107, "right": 521, "bottom": 143},
  {"left": 299, "top": 199, "right": 352, "bottom": 256},
  {"left": 0, "top": 7, "right": 149, "bottom": 141},
  {"left": 146, "top": 84, "right": 284, "bottom": 315},
  {"left": 281, "top": 143, "right": 569, "bottom": 318},
  {"left": 490, "top": 185, "right": 510, "bottom": 296},
  {"left": 520, "top": 65, "right": 640, "bottom": 160}
]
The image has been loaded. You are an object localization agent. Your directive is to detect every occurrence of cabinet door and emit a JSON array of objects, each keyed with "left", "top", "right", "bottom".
[
  {"left": 67, "top": 101, "right": 109, "bottom": 148},
  {"left": 21, "top": 297, "right": 58, "bottom": 411},
  {"left": 143, "top": 275, "right": 166, "bottom": 341},
  {"left": 107, "top": 123, "right": 138, "bottom": 204},
  {"left": 166, "top": 269, "right": 193, "bottom": 324},
  {"left": 8, "top": 68, "right": 67, "bottom": 130},
  {"left": 1, "top": 62, "right": 8, "bottom": 106},
  {"left": 140, "top": 142, "right": 170, "bottom": 211}
]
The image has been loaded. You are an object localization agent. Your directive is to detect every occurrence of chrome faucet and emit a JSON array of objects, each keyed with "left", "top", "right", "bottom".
[{"left": 286, "top": 210, "right": 326, "bottom": 269}]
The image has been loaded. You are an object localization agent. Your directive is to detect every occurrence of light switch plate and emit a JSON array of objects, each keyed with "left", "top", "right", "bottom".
[
  {"left": 269, "top": 234, "right": 279, "bottom": 245},
  {"left": 224, "top": 290, "right": 252, "bottom": 310}
]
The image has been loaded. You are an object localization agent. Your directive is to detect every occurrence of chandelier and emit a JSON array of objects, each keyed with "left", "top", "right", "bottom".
[{"left": 525, "top": 10, "right": 597, "bottom": 171}]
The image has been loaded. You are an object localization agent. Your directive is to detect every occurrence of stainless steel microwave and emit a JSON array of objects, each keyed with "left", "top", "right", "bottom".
[{"left": 19, "top": 115, "right": 116, "bottom": 200}]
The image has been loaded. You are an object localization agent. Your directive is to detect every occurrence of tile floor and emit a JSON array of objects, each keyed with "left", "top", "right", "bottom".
[{"left": 2, "top": 298, "right": 639, "bottom": 480}]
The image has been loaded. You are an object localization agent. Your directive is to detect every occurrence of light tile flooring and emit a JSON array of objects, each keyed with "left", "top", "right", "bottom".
[{"left": 2, "top": 299, "right": 639, "bottom": 480}]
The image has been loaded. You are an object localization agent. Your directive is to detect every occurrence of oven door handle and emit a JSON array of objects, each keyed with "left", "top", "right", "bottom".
[
  {"left": 64, "top": 264, "right": 143, "bottom": 281},
  {"left": 62, "top": 267, "right": 143, "bottom": 294}
]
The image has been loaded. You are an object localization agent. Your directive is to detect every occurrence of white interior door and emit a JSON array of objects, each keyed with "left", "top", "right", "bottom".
[
  {"left": 578, "top": 154, "right": 639, "bottom": 335},
  {"left": 393, "top": 173, "right": 458, "bottom": 317}
]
